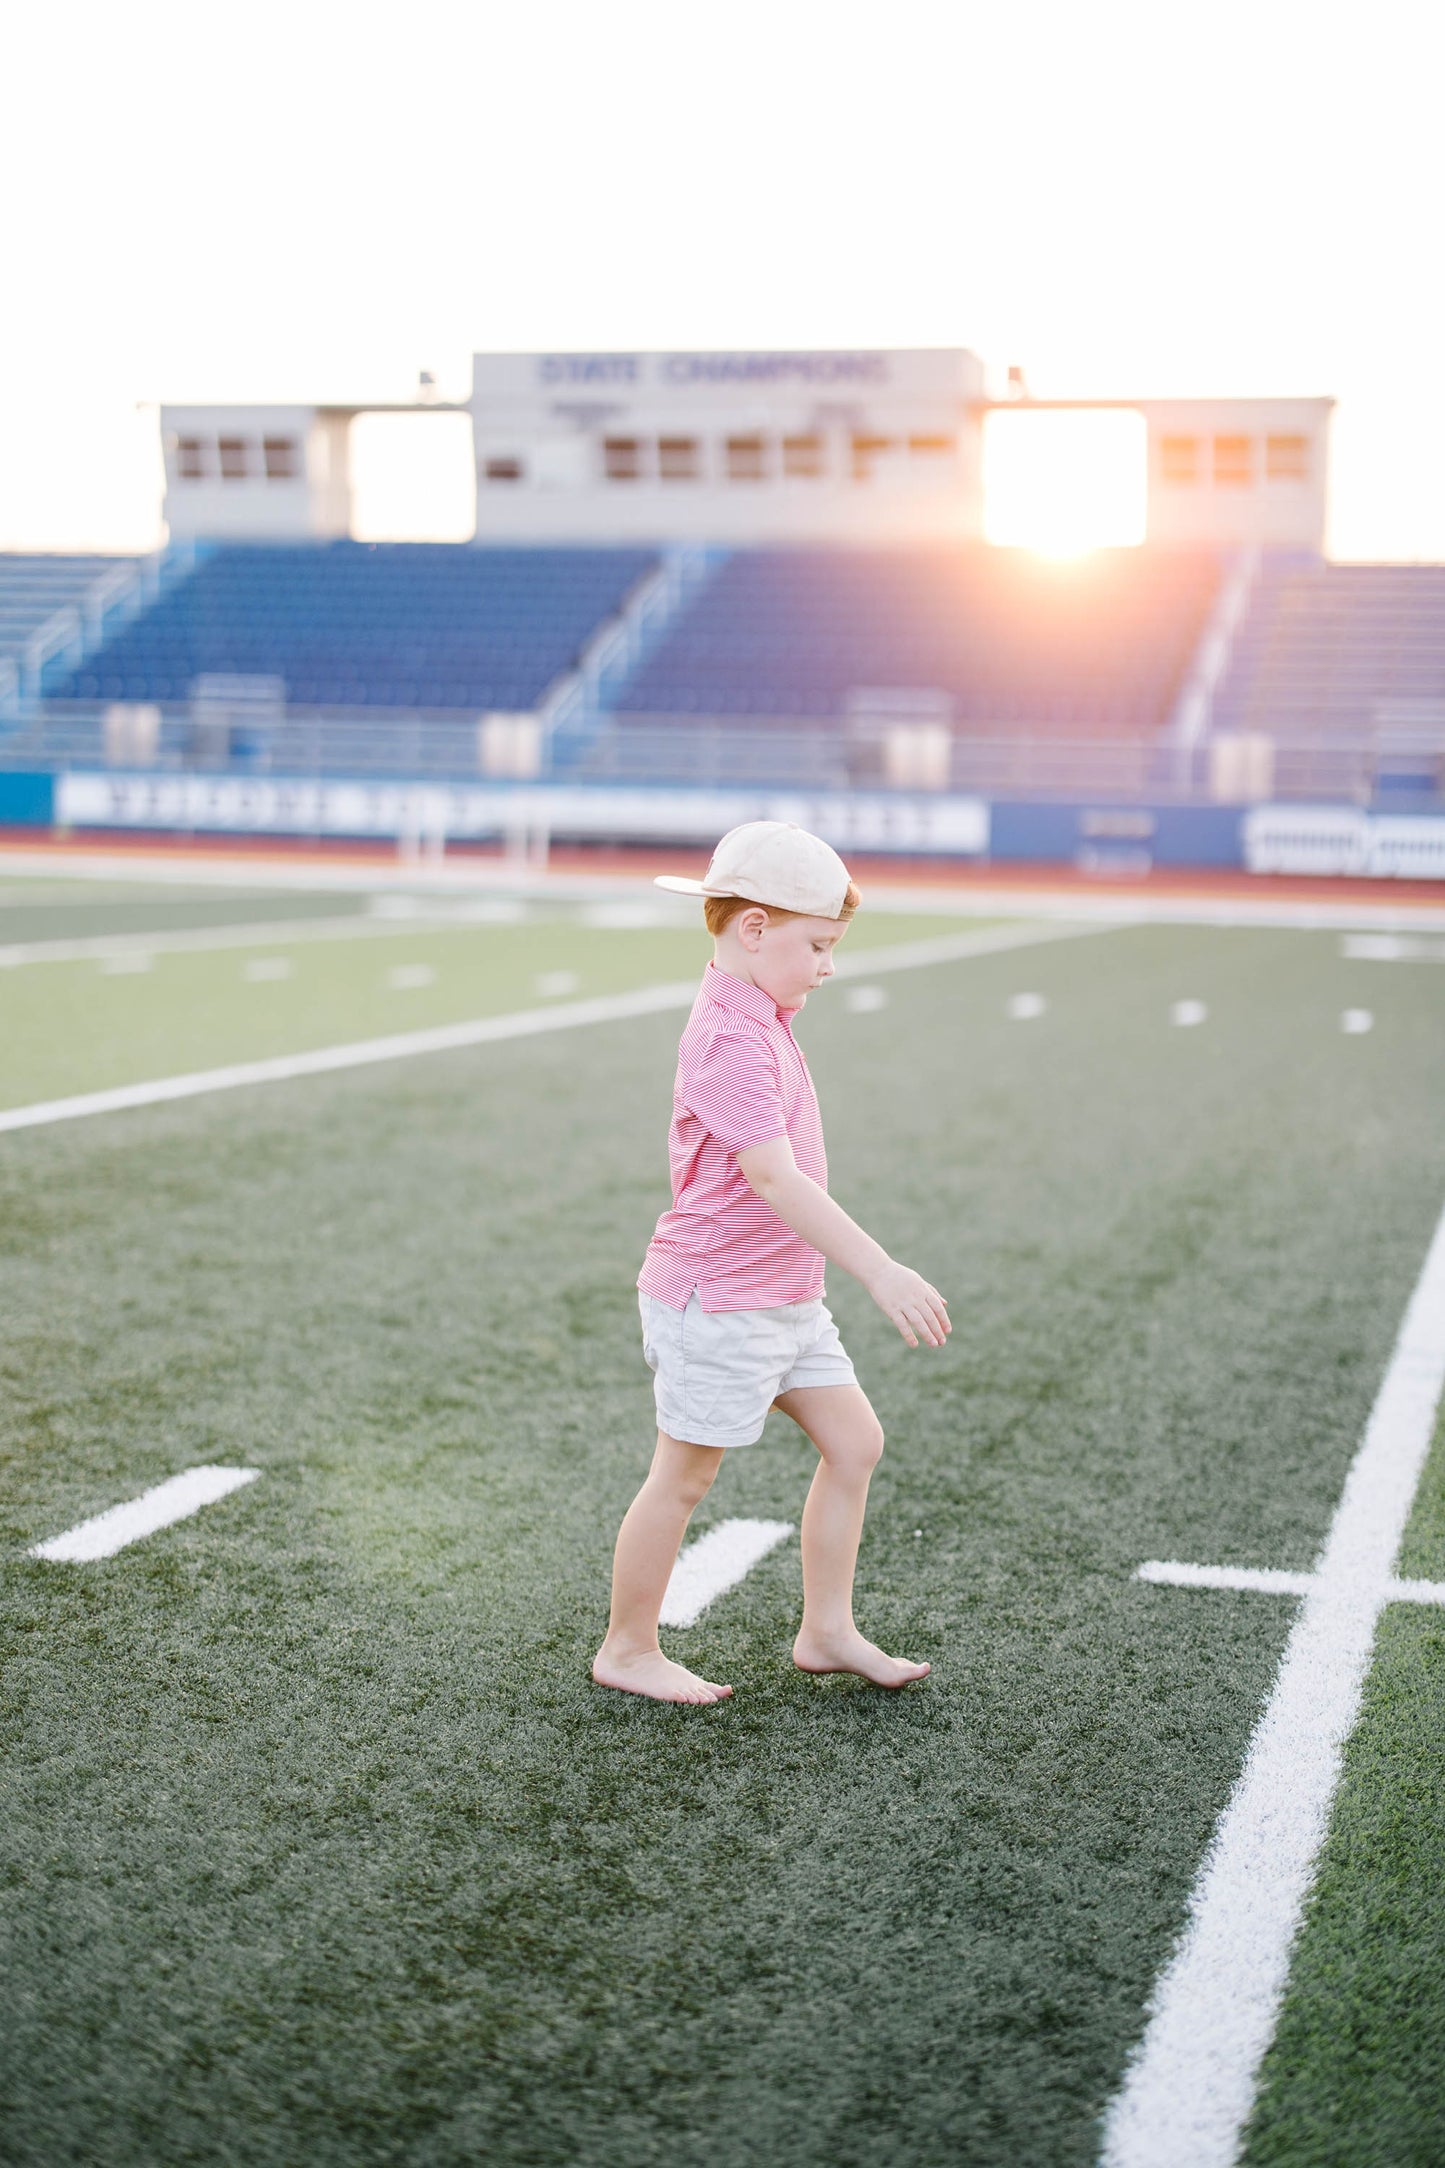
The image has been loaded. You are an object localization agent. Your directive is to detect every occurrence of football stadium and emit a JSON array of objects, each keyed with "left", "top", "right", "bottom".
[{"left": 3, "top": 16, "right": 1445, "bottom": 2161}]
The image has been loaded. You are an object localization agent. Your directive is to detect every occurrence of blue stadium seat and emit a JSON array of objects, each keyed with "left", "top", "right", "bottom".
[
  {"left": 42, "top": 540, "right": 658, "bottom": 717},
  {"left": 621, "top": 546, "right": 1221, "bottom": 738},
  {"left": 1211, "top": 561, "right": 1445, "bottom": 741}
]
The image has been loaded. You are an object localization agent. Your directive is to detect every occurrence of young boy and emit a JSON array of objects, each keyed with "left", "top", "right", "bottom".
[{"left": 592, "top": 820, "right": 951, "bottom": 1706}]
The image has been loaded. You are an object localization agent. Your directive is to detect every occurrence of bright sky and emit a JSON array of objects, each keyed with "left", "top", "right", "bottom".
[{"left": 3, "top": 0, "right": 1439, "bottom": 560}]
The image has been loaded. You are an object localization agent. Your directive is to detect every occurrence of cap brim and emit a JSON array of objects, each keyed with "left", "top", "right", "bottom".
[{"left": 653, "top": 875, "right": 710, "bottom": 896}]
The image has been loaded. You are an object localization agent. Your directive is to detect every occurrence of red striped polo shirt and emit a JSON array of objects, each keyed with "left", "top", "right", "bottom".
[{"left": 638, "top": 960, "right": 828, "bottom": 1313}]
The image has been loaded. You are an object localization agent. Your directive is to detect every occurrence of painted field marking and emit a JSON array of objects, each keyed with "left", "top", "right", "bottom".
[
  {"left": 1101, "top": 1191, "right": 1445, "bottom": 2168},
  {"left": 387, "top": 963, "right": 436, "bottom": 990},
  {"left": 579, "top": 900, "right": 682, "bottom": 929},
  {"left": 0, "top": 918, "right": 1114, "bottom": 1138},
  {"left": 1340, "top": 1008, "right": 1373, "bottom": 1034},
  {"left": 370, "top": 895, "right": 529, "bottom": 924},
  {"left": 0, "top": 915, "right": 427, "bottom": 968},
  {"left": 28, "top": 1466, "right": 261, "bottom": 1563},
  {"left": 535, "top": 969, "right": 581, "bottom": 997},
  {"left": 1171, "top": 999, "right": 1208, "bottom": 1027},
  {"left": 832, "top": 918, "right": 1113, "bottom": 980},
  {"left": 1137, "top": 1557, "right": 1445, "bottom": 1605},
  {"left": 660, "top": 1518, "right": 794, "bottom": 1628},
  {"left": 244, "top": 957, "right": 293, "bottom": 982},
  {"left": 1341, "top": 933, "right": 1445, "bottom": 962},
  {"left": 1007, "top": 992, "right": 1046, "bottom": 1020},
  {"left": 99, "top": 953, "right": 153, "bottom": 975},
  {"left": 843, "top": 985, "right": 889, "bottom": 1014},
  {"left": 7, "top": 843, "right": 1445, "bottom": 932}
]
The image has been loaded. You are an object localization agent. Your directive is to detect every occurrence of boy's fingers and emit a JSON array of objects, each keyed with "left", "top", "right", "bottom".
[{"left": 892, "top": 1291, "right": 950, "bottom": 1347}]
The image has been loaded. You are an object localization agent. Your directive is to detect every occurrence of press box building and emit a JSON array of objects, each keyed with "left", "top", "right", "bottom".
[{"left": 158, "top": 349, "right": 1332, "bottom": 553}]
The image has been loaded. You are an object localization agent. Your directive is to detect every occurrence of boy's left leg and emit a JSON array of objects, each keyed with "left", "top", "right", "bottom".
[{"left": 775, "top": 1384, "right": 930, "bottom": 1688}]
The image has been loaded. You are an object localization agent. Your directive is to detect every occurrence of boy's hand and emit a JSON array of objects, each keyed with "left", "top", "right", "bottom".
[{"left": 867, "top": 1261, "right": 951, "bottom": 1349}]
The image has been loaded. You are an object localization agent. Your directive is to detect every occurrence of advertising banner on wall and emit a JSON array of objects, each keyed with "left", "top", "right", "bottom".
[
  {"left": 54, "top": 773, "right": 991, "bottom": 857},
  {"left": 1242, "top": 806, "right": 1445, "bottom": 879}
]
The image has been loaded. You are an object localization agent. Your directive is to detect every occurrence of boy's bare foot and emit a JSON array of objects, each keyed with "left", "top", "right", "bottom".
[
  {"left": 592, "top": 1645, "right": 734, "bottom": 1705},
  {"left": 793, "top": 1628, "right": 930, "bottom": 1688}
]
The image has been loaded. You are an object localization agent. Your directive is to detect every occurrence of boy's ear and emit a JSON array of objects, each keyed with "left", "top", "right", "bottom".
[{"left": 736, "top": 905, "right": 771, "bottom": 949}]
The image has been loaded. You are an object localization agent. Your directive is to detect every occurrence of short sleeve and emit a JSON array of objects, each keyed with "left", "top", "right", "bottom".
[{"left": 683, "top": 1029, "right": 788, "bottom": 1154}]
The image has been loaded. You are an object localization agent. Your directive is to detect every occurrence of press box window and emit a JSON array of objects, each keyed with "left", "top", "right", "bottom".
[
  {"left": 484, "top": 457, "right": 524, "bottom": 483},
  {"left": 1266, "top": 434, "right": 1308, "bottom": 481},
  {"left": 851, "top": 433, "right": 894, "bottom": 479},
  {"left": 658, "top": 437, "right": 700, "bottom": 481},
  {"left": 263, "top": 437, "right": 298, "bottom": 480},
  {"left": 1213, "top": 435, "right": 1253, "bottom": 486},
  {"left": 176, "top": 437, "right": 208, "bottom": 480},
  {"left": 603, "top": 437, "right": 642, "bottom": 481},
  {"left": 725, "top": 434, "right": 768, "bottom": 481},
  {"left": 783, "top": 433, "right": 825, "bottom": 479},
  {"left": 218, "top": 437, "right": 251, "bottom": 481},
  {"left": 1160, "top": 435, "right": 1199, "bottom": 484}
]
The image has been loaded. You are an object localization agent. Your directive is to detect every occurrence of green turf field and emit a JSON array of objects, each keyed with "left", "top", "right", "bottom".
[
  {"left": 2, "top": 874, "right": 1443, "bottom": 2165},
  {"left": 0, "top": 892, "right": 997, "bottom": 1108}
]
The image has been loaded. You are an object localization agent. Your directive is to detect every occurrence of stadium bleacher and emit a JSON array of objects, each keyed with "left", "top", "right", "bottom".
[
  {"left": 1211, "top": 560, "right": 1445, "bottom": 740},
  {"left": 43, "top": 541, "right": 658, "bottom": 714},
  {"left": 4, "top": 538, "right": 1443, "bottom": 808},
  {"left": 12, "top": 539, "right": 1230, "bottom": 791},
  {"left": 0, "top": 553, "right": 141, "bottom": 701},
  {"left": 619, "top": 546, "right": 1222, "bottom": 733}
]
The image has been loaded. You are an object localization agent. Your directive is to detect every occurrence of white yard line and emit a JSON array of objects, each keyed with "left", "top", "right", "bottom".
[
  {"left": 1136, "top": 1560, "right": 1318, "bottom": 1599},
  {"left": 5, "top": 846, "right": 1445, "bottom": 931},
  {"left": 0, "top": 982, "right": 703, "bottom": 1135},
  {"left": 831, "top": 917, "right": 1113, "bottom": 977},
  {"left": 1388, "top": 1574, "right": 1445, "bottom": 1606},
  {"left": 0, "top": 911, "right": 526, "bottom": 967},
  {"left": 1341, "top": 933, "right": 1445, "bottom": 961},
  {"left": 660, "top": 1518, "right": 795, "bottom": 1628},
  {"left": 1101, "top": 1194, "right": 1445, "bottom": 2168},
  {"left": 0, "top": 919, "right": 1109, "bottom": 1137},
  {"left": 28, "top": 1466, "right": 260, "bottom": 1562},
  {"left": 0, "top": 894, "right": 1106, "bottom": 971},
  {"left": 1136, "top": 1559, "right": 1445, "bottom": 1606}
]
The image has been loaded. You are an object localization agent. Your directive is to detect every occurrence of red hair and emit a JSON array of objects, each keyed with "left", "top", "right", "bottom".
[{"left": 703, "top": 882, "right": 861, "bottom": 937}]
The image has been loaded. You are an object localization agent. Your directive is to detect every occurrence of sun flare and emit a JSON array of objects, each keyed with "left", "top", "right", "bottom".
[{"left": 983, "top": 408, "right": 1147, "bottom": 554}]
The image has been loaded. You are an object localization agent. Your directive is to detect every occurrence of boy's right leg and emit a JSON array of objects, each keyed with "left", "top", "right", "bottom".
[{"left": 592, "top": 1430, "right": 733, "bottom": 1705}]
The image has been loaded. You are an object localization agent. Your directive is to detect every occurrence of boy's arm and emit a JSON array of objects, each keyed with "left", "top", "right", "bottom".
[{"left": 736, "top": 1136, "right": 951, "bottom": 1350}]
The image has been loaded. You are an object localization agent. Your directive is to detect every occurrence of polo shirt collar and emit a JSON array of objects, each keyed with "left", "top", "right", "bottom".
[{"left": 703, "top": 960, "right": 798, "bottom": 1024}]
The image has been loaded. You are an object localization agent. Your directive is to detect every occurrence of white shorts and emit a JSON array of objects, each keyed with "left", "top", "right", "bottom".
[{"left": 639, "top": 1288, "right": 857, "bottom": 1449}]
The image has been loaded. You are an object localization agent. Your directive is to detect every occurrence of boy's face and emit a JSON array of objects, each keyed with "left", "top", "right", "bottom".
[{"left": 752, "top": 911, "right": 849, "bottom": 1010}]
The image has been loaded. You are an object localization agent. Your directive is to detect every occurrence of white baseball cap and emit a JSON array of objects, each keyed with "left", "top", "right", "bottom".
[{"left": 655, "top": 821, "right": 853, "bottom": 919}]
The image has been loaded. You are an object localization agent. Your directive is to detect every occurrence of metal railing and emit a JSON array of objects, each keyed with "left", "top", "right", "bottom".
[
  {"left": 1, "top": 699, "right": 1437, "bottom": 809},
  {"left": 580, "top": 716, "right": 1397, "bottom": 805}
]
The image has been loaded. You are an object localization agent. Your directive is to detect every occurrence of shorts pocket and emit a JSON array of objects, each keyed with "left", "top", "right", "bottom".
[{"left": 638, "top": 1293, "right": 661, "bottom": 1373}]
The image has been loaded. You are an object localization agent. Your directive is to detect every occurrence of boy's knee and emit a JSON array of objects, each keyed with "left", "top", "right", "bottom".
[
  {"left": 655, "top": 1439, "right": 722, "bottom": 1508},
  {"left": 675, "top": 1462, "right": 720, "bottom": 1509},
  {"left": 834, "top": 1415, "right": 884, "bottom": 1473}
]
